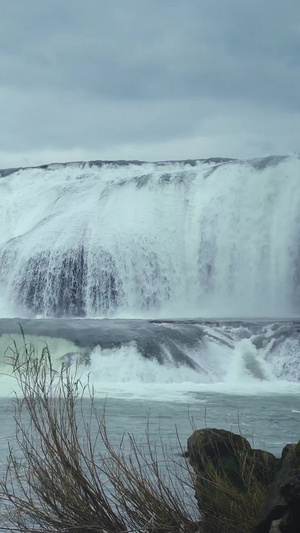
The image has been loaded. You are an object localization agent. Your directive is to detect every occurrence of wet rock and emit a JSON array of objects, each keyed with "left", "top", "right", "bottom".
[
  {"left": 269, "top": 519, "right": 281, "bottom": 532},
  {"left": 254, "top": 444, "right": 300, "bottom": 533},
  {"left": 187, "top": 428, "right": 277, "bottom": 491},
  {"left": 252, "top": 448, "right": 280, "bottom": 486},
  {"left": 187, "top": 428, "right": 278, "bottom": 533},
  {"left": 187, "top": 428, "right": 251, "bottom": 468}
]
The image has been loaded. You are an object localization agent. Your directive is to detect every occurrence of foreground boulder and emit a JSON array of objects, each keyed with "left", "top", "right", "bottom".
[
  {"left": 254, "top": 444, "right": 300, "bottom": 533},
  {"left": 187, "top": 428, "right": 278, "bottom": 489},
  {"left": 186, "top": 428, "right": 278, "bottom": 533}
]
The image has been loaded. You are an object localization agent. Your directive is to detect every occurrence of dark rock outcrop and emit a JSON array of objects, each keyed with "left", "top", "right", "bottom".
[
  {"left": 186, "top": 428, "right": 278, "bottom": 533},
  {"left": 187, "top": 428, "right": 278, "bottom": 490},
  {"left": 186, "top": 428, "right": 300, "bottom": 533},
  {"left": 254, "top": 444, "right": 300, "bottom": 533}
]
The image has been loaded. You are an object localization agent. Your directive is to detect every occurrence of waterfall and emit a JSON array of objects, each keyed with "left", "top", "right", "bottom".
[{"left": 1, "top": 155, "right": 300, "bottom": 318}]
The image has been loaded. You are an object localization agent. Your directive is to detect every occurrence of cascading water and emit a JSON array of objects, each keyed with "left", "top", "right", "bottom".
[{"left": 1, "top": 155, "right": 300, "bottom": 319}]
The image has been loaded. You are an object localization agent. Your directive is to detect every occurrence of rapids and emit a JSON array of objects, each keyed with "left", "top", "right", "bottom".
[{"left": 1, "top": 156, "right": 300, "bottom": 395}]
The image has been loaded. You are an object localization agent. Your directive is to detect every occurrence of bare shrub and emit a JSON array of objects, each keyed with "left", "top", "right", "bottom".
[
  {"left": 187, "top": 428, "right": 272, "bottom": 533},
  {"left": 0, "top": 336, "right": 271, "bottom": 533},
  {"left": 0, "top": 337, "right": 199, "bottom": 533}
]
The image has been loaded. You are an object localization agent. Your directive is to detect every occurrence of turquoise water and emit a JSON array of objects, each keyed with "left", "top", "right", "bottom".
[
  {"left": 0, "top": 378, "right": 299, "bottom": 530},
  {"left": 99, "top": 393, "right": 300, "bottom": 456},
  {"left": 0, "top": 318, "right": 299, "bottom": 529},
  {"left": 1, "top": 393, "right": 298, "bottom": 460}
]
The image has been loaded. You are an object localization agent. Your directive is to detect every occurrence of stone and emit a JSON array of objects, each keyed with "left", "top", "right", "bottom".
[
  {"left": 254, "top": 444, "right": 300, "bottom": 533},
  {"left": 186, "top": 428, "right": 278, "bottom": 532},
  {"left": 269, "top": 519, "right": 281, "bottom": 532},
  {"left": 187, "top": 429, "right": 277, "bottom": 488},
  {"left": 186, "top": 429, "right": 300, "bottom": 533}
]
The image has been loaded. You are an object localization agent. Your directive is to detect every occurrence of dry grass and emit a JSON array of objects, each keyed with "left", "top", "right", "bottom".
[
  {"left": 0, "top": 335, "right": 270, "bottom": 533},
  {"left": 189, "top": 431, "right": 269, "bottom": 533},
  {"left": 0, "top": 336, "right": 199, "bottom": 533}
]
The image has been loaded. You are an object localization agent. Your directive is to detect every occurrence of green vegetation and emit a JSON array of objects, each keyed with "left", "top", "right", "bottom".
[{"left": 0, "top": 338, "right": 271, "bottom": 532}]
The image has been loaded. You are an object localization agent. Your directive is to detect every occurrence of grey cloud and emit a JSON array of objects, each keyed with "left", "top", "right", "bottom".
[
  {"left": 0, "top": 86, "right": 209, "bottom": 151},
  {"left": 0, "top": 0, "right": 300, "bottom": 163},
  {"left": 1, "top": 0, "right": 300, "bottom": 104}
]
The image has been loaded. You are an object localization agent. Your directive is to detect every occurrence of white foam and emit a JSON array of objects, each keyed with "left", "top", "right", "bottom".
[
  {"left": 0, "top": 321, "right": 300, "bottom": 402},
  {"left": 1, "top": 156, "right": 300, "bottom": 318},
  {"left": 82, "top": 336, "right": 300, "bottom": 402},
  {"left": 224, "top": 338, "right": 276, "bottom": 384}
]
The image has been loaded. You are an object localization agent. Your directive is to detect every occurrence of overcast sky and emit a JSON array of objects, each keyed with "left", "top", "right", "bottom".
[{"left": 1, "top": 0, "right": 300, "bottom": 167}]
